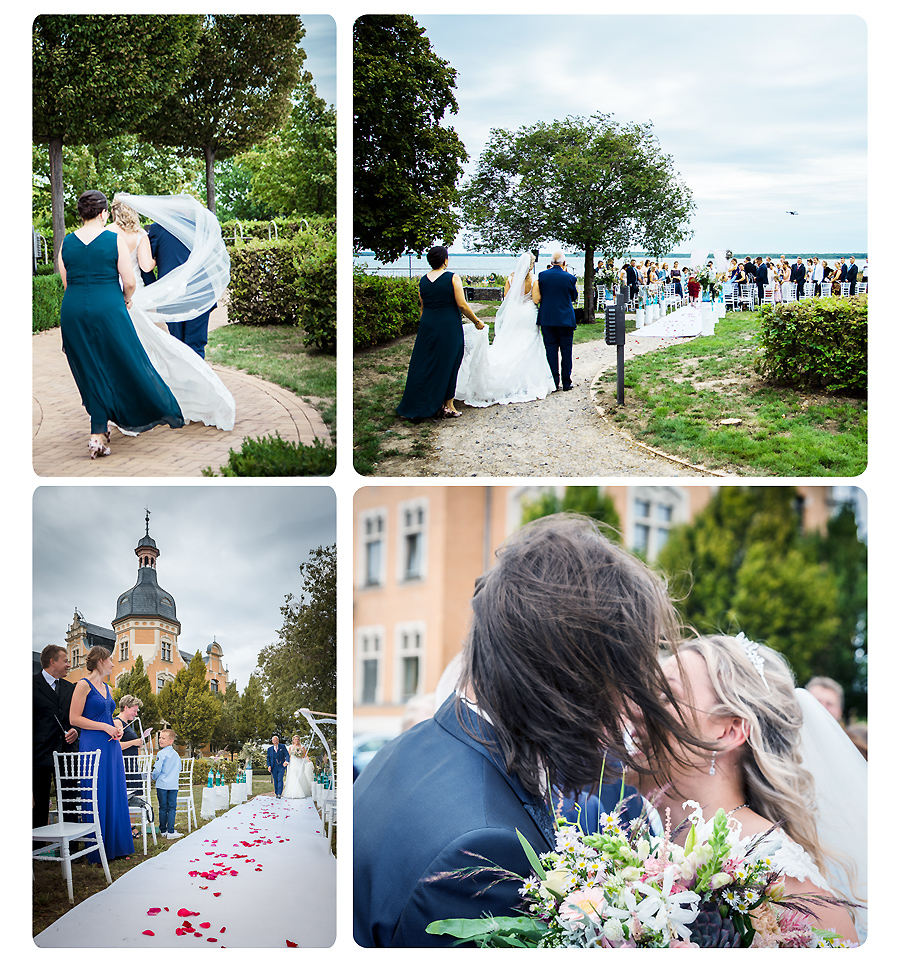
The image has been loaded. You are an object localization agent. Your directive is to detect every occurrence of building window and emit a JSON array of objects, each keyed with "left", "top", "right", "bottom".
[
  {"left": 210, "top": 679, "right": 218, "bottom": 693},
  {"left": 398, "top": 499, "right": 428, "bottom": 582},
  {"left": 157, "top": 675, "right": 167, "bottom": 692},
  {"left": 71, "top": 648, "right": 80, "bottom": 668},
  {"left": 161, "top": 641, "right": 172, "bottom": 662},
  {"left": 630, "top": 486, "right": 685, "bottom": 561},
  {"left": 120, "top": 641, "right": 129, "bottom": 661},
  {"left": 361, "top": 510, "right": 386, "bottom": 587},
  {"left": 356, "top": 627, "right": 384, "bottom": 705},
  {"left": 395, "top": 622, "right": 425, "bottom": 703}
]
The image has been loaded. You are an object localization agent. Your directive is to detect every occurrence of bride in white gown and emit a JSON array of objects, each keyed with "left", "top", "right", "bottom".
[
  {"left": 108, "top": 194, "right": 235, "bottom": 432},
  {"left": 455, "top": 251, "right": 556, "bottom": 407},
  {"left": 283, "top": 735, "right": 314, "bottom": 799},
  {"left": 639, "top": 635, "right": 865, "bottom": 943}
]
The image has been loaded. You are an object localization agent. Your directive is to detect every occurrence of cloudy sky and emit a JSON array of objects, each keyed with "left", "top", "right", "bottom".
[
  {"left": 33, "top": 486, "right": 335, "bottom": 693},
  {"left": 303, "top": 15, "right": 336, "bottom": 107},
  {"left": 415, "top": 14, "right": 867, "bottom": 254}
]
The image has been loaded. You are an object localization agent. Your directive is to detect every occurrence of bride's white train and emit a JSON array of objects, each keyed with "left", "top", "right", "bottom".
[{"left": 455, "top": 251, "right": 556, "bottom": 407}]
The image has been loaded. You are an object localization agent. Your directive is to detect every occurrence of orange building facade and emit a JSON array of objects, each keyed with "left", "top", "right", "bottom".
[{"left": 353, "top": 484, "right": 843, "bottom": 735}]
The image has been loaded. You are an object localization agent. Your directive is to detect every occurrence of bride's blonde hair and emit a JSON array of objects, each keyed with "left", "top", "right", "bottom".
[
  {"left": 111, "top": 194, "right": 141, "bottom": 233},
  {"left": 676, "top": 635, "right": 824, "bottom": 866}
]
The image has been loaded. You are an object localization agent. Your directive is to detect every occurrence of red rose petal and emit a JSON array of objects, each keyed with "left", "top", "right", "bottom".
[
  {"left": 200, "top": 922, "right": 211, "bottom": 929},
  {"left": 142, "top": 930, "right": 155, "bottom": 936},
  {"left": 175, "top": 929, "right": 185, "bottom": 936},
  {"left": 147, "top": 907, "right": 161, "bottom": 916},
  {"left": 213, "top": 892, "right": 221, "bottom": 897},
  {"left": 207, "top": 938, "right": 217, "bottom": 943},
  {"left": 194, "top": 932, "right": 202, "bottom": 937},
  {"left": 286, "top": 940, "right": 298, "bottom": 947},
  {"left": 220, "top": 927, "right": 226, "bottom": 932}
]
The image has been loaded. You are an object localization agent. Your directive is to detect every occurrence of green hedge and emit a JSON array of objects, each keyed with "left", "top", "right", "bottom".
[
  {"left": 221, "top": 216, "right": 336, "bottom": 246},
  {"left": 228, "top": 231, "right": 336, "bottom": 351},
  {"left": 33, "top": 273, "right": 64, "bottom": 333},
  {"left": 203, "top": 435, "right": 336, "bottom": 477},
  {"left": 193, "top": 757, "right": 243, "bottom": 785},
  {"left": 353, "top": 273, "right": 421, "bottom": 349},
  {"left": 755, "top": 296, "right": 867, "bottom": 397}
]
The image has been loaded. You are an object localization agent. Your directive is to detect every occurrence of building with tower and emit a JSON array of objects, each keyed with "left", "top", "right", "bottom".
[{"left": 65, "top": 512, "right": 228, "bottom": 698}]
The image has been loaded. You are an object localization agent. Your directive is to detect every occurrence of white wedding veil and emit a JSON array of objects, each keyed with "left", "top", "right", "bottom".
[
  {"left": 494, "top": 251, "right": 535, "bottom": 336},
  {"left": 118, "top": 193, "right": 230, "bottom": 322},
  {"left": 795, "top": 687, "right": 867, "bottom": 938}
]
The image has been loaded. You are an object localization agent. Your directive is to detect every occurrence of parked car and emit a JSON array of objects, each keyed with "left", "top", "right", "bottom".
[{"left": 352, "top": 732, "right": 395, "bottom": 781}]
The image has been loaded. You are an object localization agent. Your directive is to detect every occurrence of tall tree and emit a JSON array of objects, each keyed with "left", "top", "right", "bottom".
[
  {"left": 139, "top": 14, "right": 306, "bottom": 212},
  {"left": 238, "top": 77, "right": 336, "bottom": 217},
  {"left": 460, "top": 115, "right": 695, "bottom": 322},
  {"left": 32, "top": 14, "right": 201, "bottom": 262},
  {"left": 354, "top": 15, "right": 468, "bottom": 260},
  {"left": 211, "top": 680, "right": 244, "bottom": 758},
  {"left": 157, "top": 651, "right": 221, "bottom": 756},
  {"left": 655, "top": 487, "right": 863, "bottom": 707},
  {"left": 257, "top": 544, "right": 336, "bottom": 717},
  {"left": 238, "top": 673, "right": 274, "bottom": 743},
  {"left": 520, "top": 486, "right": 621, "bottom": 533},
  {"left": 111, "top": 654, "right": 159, "bottom": 732}
]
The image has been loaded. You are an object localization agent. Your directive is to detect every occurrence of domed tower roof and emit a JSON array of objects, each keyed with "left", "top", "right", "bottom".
[{"left": 114, "top": 510, "right": 179, "bottom": 626}]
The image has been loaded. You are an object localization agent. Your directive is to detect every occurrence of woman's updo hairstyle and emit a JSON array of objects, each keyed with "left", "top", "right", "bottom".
[
  {"left": 85, "top": 645, "right": 111, "bottom": 672},
  {"left": 426, "top": 245, "right": 449, "bottom": 269},
  {"left": 77, "top": 190, "right": 109, "bottom": 223},
  {"left": 110, "top": 194, "right": 141, "bottom": 233}
]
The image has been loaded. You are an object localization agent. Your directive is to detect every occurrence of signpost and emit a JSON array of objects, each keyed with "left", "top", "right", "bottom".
[{"left": 605, "top": 287, "right": 627, "bottom": 405}]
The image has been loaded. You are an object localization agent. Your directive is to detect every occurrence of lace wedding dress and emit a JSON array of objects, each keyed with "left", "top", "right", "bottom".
[
  {"left": 123, "top": 229, "right": 235, "bottom": 432},
  {"left": 283, "top": 749, "right": 314, "bottom": 798},
  {"left": 455, "top": 252, "right": 556, "bottom": 406}
]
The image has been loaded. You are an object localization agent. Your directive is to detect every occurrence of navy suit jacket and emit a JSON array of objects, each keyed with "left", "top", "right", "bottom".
[
  {"left": 536, "top": 266, "right": 577, "bottom": 330},
  {"left": 267, "top": 743, "right": 289, "bottom": 771},
  {"left": 144, "top": 222, "right": 215, "bottom": 319},
  {"left": 353, "top": 696, "right": 644, "bottom": 947},
  {"left": 846, "top": 263, "right": 858, "bottom": 284},
  {"left": 33, "top": 672, "right": 76, "bottom": 769}
]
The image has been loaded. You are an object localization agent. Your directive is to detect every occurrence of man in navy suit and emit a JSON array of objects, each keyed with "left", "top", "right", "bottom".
[
  {"left": 145, "top": 222, "right": 214, "bottom": 358},
  {"left": 353, "top": 515, "right": 704, "bottom": 947},
  {"left": 531, "top": 252, "right": 578, "bottom": 391},
  {"left": 846, "top": 256, "right": 859, "bottom": 295},
  {"left": 266, "top": 735, "right": 290, "bottom": 798},
  {"left": 33, "top": 645, "right": 79, "bottom": 830},
  {"left": 790, "top": 256, "right": 806, "bottom": 298}
]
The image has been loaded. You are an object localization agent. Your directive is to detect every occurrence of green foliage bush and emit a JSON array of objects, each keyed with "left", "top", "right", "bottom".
[
  {"left": 227, "top": 226, "right": 336, "bottom": 353},
  {"left": 221, "top": 215, "right": 336, "bottom": 246},
  {"left": 353, "top": 272, "right": 421, "bottom": 349},
  {"left": 33, "top": 273, "right": 64, "bottom": 333},
  {"left": 755, "top": 296, "right": 867, "bottom": 397},
  {"left": 193, "top": 757, "right": 242, "bottom": 785},
  {"left": 203, "top": 434, "right": 336, "bottom": 477}
]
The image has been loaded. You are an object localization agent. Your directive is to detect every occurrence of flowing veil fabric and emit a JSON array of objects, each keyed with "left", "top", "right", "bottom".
[
  {"left": 118, "top": 195, "right": 235, "bottom": 431},
  {"left": 794, "top": 687, "right": 867, "bottom": 939},
  {"left": 455, "top": 252, "right": 555, "bottom": 406}
]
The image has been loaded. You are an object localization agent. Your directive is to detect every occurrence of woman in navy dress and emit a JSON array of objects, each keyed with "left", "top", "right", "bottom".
[
  {"left": 396, "top": 246, "right": 486, "bottom": 420},
  {"left": 68, "top": 646, "right": 133, "bottom": 862},
  {"left": 57, "top": 190, "right": 184, "bottom": 460}
]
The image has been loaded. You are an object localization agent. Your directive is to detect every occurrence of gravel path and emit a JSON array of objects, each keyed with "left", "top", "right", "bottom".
[{"left": 419, "top": 331, "right": 719, "bottom": 478}]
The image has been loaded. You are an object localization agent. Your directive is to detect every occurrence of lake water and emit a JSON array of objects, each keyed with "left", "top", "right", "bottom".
[{"left": 354, "top": 251, "right": 868, "bottom": 279}]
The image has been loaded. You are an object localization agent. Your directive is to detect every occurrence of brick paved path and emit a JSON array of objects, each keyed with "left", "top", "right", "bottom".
[{"left": 33, "top": 308, "right": 332, "bottom": 477}]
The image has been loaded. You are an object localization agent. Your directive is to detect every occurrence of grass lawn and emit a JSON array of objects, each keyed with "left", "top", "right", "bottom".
[
  {"left": 207, "top": 323, "right": 336, "bottom": 440},
  {"left": 354, "top": 304, "right": 865, "bottom": 477},
  {"left": 33, "top": 777, "right": 335, "bottom": 937},
  {"left": 592, "top": 310, "right": 866, "bottom": 476}
]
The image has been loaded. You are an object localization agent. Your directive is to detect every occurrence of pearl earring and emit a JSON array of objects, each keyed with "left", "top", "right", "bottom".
[{"left": 709, "top": 750, "right": 717, "bottom": 776}]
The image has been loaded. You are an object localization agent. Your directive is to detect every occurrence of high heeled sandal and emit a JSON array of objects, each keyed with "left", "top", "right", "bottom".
[
  {"left": 442, "top": 406, "right": 462, "bottom": 418},
  {"left": 89, "top": 438, "right": 111, "bottom": 459}
]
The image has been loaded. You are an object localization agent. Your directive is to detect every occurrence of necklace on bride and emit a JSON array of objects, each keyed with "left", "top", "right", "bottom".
[{"left": 727, "top": 803, "right": 750, "bottom": 817}]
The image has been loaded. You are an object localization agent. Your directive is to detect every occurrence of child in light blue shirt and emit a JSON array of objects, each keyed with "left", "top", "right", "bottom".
[{"left": 152, "top": 729, "right": 181, "bottom": 840}]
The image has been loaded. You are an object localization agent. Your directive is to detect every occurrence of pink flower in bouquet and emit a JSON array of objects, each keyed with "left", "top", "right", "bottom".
[{"left": 559, "top": 887, "right": 607, "bottom": 923}]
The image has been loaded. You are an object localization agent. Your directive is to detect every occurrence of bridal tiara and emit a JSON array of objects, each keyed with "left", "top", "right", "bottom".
[{"left": 735, "top": 632, "right": 768, "bottom": 686}]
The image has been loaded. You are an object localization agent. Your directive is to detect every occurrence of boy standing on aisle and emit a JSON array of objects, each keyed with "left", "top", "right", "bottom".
[{"left": 153, "top": 729, "right": 182, "bottom": 840}]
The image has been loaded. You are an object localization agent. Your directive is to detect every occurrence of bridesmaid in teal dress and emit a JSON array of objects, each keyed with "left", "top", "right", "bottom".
[
  {"left": 57, "top": 190, "right": 184, "bottom": 459},
  {"left": 397, "top": 246, "right": 486, "bottom": 420},
  {"left": 68, "top": 646, "right": 134, "bottom": 862}
]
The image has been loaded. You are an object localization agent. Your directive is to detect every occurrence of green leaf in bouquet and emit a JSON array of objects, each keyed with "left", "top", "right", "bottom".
[
  {"left": 426, "top": 915, "right": 547, "bottom": 946},
  {"left": 516, "top": 828, "right": 548, "bottom": 881}
]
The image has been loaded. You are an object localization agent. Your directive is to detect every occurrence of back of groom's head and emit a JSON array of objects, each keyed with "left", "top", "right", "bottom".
[{"left": 457, "top": 513, "right": 701, "bottom": 797}]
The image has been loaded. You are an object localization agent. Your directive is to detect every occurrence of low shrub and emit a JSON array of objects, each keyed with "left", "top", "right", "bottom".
[
  {"left": 221, "top": 215, "right": 336, "bottom": 246},
  {"left": 203, "top": 434, "right": 336, "bottom": 477},
  {"left": 193, "top": 758, "right": 242, "bottom": 785},
  {"left": 755, "top": 296, "right": 867, "bottom": 397},
  {"left": 33, "top": 273, "right": 64, "bottom": 333},
  {"left": 296, "top": 233, "right": 336, "bottom": 351},
  {"left": 353, "top": 272, "right": 421, "bottom": 349}
]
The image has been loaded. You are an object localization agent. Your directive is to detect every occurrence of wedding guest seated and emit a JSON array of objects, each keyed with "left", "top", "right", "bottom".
[{"left": 805, "top": 675, "right": 843, "bottom": 722}]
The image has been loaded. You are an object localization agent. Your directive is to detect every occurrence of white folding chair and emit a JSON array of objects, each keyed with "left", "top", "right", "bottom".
[
  {"left": 786, "top": 283, "right": 797, "bottom": 302},
  {"left": 739, "top": 284, "right": 756, "bottom": 310},
  {"left": 124, "top": 752, "right": 157, "bottom": 854},
  {"left": 762, "top": 285, "right": 777, "bottom": 306},
  {"left": 176, "top": 756, "right": 197, "bottom": 833},
  {"left": 32, "top": 750, "right": 112, "bottom": 904},
  {"left": 857, "top": 282, "right": 867, "bottom": 295},
  {"left": 840, "top": 282, "right": 851, "bottom": 297}
]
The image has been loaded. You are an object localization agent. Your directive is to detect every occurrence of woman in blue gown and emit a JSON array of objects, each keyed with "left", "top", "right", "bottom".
[
  {"left": 57, "top": 190, "right": 184, "bottom": 460},
  {"left": 396, "top": 247, "right": 486, "bottom": 420},
  {"left": 68, "top": 646, "right": 133, "bottom": 862}
]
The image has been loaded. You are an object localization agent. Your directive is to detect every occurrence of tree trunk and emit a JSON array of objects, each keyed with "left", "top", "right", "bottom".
[
  {"left": 49, "top": 136, "right": 65, "bottom": 268},
  {"left": 204, "top": 143, "right": 217, "bottom": 213},
  {"left": 582, "top": 245, "right": 596, "bottom": 324}
]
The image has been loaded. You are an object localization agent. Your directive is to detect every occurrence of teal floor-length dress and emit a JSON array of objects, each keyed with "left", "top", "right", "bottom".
[
  {"left": 60, "top": 231, "right": 184, "bottom": 435},
  {"left": 396, "top": 271, "right": 465, "bottom": 420}
]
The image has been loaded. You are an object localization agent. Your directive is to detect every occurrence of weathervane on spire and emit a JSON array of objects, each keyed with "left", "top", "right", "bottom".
[{"left": 144, "top": 507, "right": 151, "bottom": 535}]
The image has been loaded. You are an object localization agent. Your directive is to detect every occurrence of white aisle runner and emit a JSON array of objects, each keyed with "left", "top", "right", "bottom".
[
  {"left": 636, "top": 303, "right": 703, "bottom": 338},
  {"left": 35, "top": 795, "right": 335, "bottom": 948}
]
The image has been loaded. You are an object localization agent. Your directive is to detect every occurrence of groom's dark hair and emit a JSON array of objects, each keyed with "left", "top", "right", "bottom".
[{"left": 458, "top": 513, "right": 703, "bottom": 797}]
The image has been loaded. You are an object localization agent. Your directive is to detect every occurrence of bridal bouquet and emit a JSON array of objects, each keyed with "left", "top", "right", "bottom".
[
  {"left": 426, "top": 801, "right": 856, "bottom": 948},
  {"left": 693, "top": 266, "right": 721, "bottom": 300}
]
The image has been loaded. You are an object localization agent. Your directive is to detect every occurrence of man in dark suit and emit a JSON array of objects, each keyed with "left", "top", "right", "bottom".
[
  {"left": 791, "top": 256, "right": 806, "bottom": 298},
  {"left": 837, "top": 257, "right": 848, "bottom": 283},
  {"left": 266, "top": 735, "right": 290, "bottom": 798},
  {"left": 624, "top": 258, "right": 639, "bottom": 303},
  {"left": 353, "top": 515, "right": 705, "bottom": 947},
  {"left": 743, "top": 257, "right": 756, "bottom": 286},
  {"left": 145, "top": 222, "right": 214, "bottom": 358},
  {"left": 755, "top": 257, "right": 768, "bottom": 304},
  {"left": 846, "top": 256, "right": 859, "bottom": 295},
  {"left": 531, "top": 252, "right": 578, "bottom": 391},
  {"left": 33, "top": 645, "right": 79, "bottom": 829}
]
